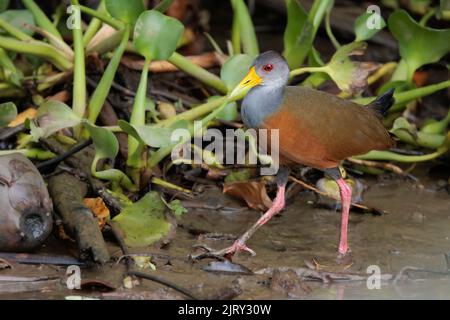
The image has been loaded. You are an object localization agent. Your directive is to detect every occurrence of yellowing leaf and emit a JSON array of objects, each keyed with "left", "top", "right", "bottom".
[{"left": 83, "top": 197, "right": 110, "bottom": 229}]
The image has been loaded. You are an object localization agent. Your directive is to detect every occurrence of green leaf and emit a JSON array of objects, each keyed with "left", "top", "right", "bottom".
[
  {"left": 390, "top": 117, "right": 446, "bottom": 149},
  {"left": 388, "top": 10, "right": 450, "bottom": 81},
  {"left": 0, "top": 9, "right": 35, "bottom": 36},
  {"left": 207, "top": 96, "right": 239, "bottom": 122},
  {"left": 283, "top": 0, "right": 307, "bottom": 57},
  {"left": 231, "top": 0, "right": 259, "bottom": 56},
  {"left": 323, "top": 41, "right": 378, "bottom": 94},
  {"left": 354, "top": 11, "right": 386, "bottom": 41},
  {"left": 105, "top": 0, "right": 145, "bottom": 25},
  {"left": 30, "top": 101, "right": 81, "bottom": 141},
  {"left": 0, "top": 101, "right": 16, "bottom": 127},
  {"left": 118, "top": 120, "right": 174, "bottom": 148},
  {"left": 133, "top": 10, "right": 184, "bottom": 60},
  {"left": 283, "top": 0, "right": 333, "bottom": 69},
  {"left": 220, "top": 54, "right": 255, "bottom": 92},
  {"left": 167, "top": 199, "right": 187, "bottom": 218},
  {"left": 0, "top": 0, "right": 9, "bottom": 12},
  {"left": 112, "top": 192, "right": 172, "bottom": 247},
  {"left": 84, "top": 122, "right": 119, "bottom": 160}
]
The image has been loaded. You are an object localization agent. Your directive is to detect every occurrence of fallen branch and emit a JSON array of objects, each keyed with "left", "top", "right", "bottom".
[{"left": 48, "top": 173, "right": 110, "bottom": 264}]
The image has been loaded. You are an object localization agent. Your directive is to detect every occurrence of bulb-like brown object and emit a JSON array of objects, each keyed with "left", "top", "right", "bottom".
[{"left": 0, "top": 153, "right": 53, "bottom": 252}]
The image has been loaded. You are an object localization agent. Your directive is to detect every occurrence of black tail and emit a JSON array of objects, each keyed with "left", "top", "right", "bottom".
[{"left": 367, "top": 88, "right": 395, "bottom": 117}]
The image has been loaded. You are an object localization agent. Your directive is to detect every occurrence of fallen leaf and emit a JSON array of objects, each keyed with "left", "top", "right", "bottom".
[
  {"left": 223, "top": 180, "right": 272, "bottom": 211},
  {"left": 83, "top": 197, "right": 110, "bottom": 229},
  {"left": 8, "top": 107, "right": 37, "bottom": 127},
  {"left": 112, "top": 192, "right": 174, "bottom": 248}
]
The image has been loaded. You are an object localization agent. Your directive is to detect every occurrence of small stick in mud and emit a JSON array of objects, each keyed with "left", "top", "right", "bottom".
[{"left": 107, "top": 222, "right": 200, "bottom": 300}]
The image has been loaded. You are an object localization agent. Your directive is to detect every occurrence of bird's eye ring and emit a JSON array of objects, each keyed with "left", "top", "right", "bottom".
[{"left": 263, "top": 64, "right": 273, "bottom": 72}]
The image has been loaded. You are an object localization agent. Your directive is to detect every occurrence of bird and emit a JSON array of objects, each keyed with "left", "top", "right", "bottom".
[{"left": 196, "top": 51, "right": 395, "bottom": 259}]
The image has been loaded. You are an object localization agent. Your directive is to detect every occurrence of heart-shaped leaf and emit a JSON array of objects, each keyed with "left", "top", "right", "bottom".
[
  {"left": 30, "top": 101, "right": 81, "bottom": 141},
  {"left": 133, "top": 10, "right": 184, "bottom": 60},
  {"left": 388, "top": 10, "right": 450, "bottom": 81},
  {"left": 84, "top": 122, "right": 119, "bottom": 160},
  {"left": 112, "top": 192, "right": 173, "bottom": 247},
  {"left": 118, "top": 120, "right": 174, "bottom": 148},
  {"left": 0, "top": 101, "right": 16, "bottom": 127},
  {"left": 220, "top": 54, "right": 255, "bottom": 92},
  {"left": 354, "top": 11, "right": 386, "bottom": 41},
  {"left": 0, "top": 9, "right": 35, "bottom": 36},
  {"left": 105, "top": 0, "right": 144, "bottom": 25}
]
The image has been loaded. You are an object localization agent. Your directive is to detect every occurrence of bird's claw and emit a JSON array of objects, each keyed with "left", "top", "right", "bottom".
[{"left": 190, "top": 240, "right": 256, "bottom": 261}]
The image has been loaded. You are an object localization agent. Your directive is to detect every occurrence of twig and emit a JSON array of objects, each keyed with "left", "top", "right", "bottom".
[
  {"left": 36, "top": 139, "right": 93, "bottom": 172},
  {"left": 107, "top": 222, "right": 200, "bottom": 300}
]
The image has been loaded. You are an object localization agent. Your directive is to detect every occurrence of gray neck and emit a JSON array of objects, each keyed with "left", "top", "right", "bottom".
[{"left": 241, "top": 84, "right": 285, "bottom": 128}]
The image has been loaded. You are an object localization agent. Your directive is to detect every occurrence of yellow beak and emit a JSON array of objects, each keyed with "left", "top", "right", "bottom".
[{"left": 228, "top": 67, "right": 262, "bottom": 100}]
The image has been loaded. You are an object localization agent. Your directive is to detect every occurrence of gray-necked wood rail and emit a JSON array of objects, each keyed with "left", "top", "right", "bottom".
[{"left": 201, "top": 51, "right": 395, "bottom": 259}]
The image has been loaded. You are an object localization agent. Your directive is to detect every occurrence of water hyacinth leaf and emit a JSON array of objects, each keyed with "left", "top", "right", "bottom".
[
  {"left": 0, "top": 9, "right": 35, "bottom": 35},
  {"left": 283, "top": 0, "right": 307, "bottom": 58},
  {"left": 133, "top": 10, "right": 184, "bottom": 60},
  {"left": 0, "top": 101, "right": 16, "bottom": 127},
  {"left": 118, "top": 120, "right": 174, "bottom": 148},
  {"left": 283, "top": 0, "right": 332, "bottom": 69},
  {"left": 105, "top": 0, "right": 144, "bottom": 25},
  {"left": 207, "top": 96, "right": 239, "bottom": 121},
  {"left": 388, "top": 10, "right": 450, "bottom": 81},
  {"left": 220, "top": 54, "right": 255, "bottom": 92},
  {"left": 84, "top": 122, "right": 119, "bottom": 160},
  {"left": 324, "top": 41, "right": 379, "bottom": 94},
  {"left": 354, "top": 11, "right": 386, "bottom": 41},
  {"left": 390, "top": 117, "right": 446, "bottom": 148},
  {"left": 112, "top": 192, "right": 172, "bottom": 247},
  {"left": 31, "top": 101, "right": 81, "bottom": 141}
]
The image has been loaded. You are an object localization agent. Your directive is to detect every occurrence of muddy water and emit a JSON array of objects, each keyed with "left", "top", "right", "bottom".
[{"left": 1, "top": 176, "right": 450, "bottom": 299}]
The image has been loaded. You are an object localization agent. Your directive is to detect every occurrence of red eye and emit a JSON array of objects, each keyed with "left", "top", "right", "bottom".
[{"left": 263, "top": 64, "right": 273, "bottom": 72}]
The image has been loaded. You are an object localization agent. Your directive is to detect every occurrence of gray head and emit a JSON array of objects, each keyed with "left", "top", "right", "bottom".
[
  {"left": 228, "top": 51, "right": 290, "bottom": 100},
  {"left": 253, "top": 51, "right": 290, "bottom": 87}
]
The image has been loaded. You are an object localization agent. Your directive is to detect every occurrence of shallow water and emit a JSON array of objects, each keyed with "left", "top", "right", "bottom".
[{"left": 1, "top": 175, "right": 450, "bottom": 300}]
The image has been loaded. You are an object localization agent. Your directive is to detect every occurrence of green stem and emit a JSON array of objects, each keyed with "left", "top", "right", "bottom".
[
  {"left": 71, "top": 0, "right": 87, "bottom": 135},
  {"left": 231, "top": 0, "right": 259, "bottom": 56},
  {"left": 157, "top": 96, "right": 227, "bottom": 128},
  {"left": 22, "top": 0, "right": 63, "bottom": 40},
  {"left": 87, "top": 25, "right": 130, "bottom": 123},
  {"left": 91, "top": 155, "right": 136, "bottom": 191},
  {"left": 0, "top": 36, "right": 72, "bottom": 70},
  {"left": 290, "top": 66, "right": 328, "bottom": 78},
  {"left": 0, "top": 17, "right": 33, "bottom": 41},
  {"left": 354, "top": 145, "right": 449, "bottom": 163},
  {"left": 325, "top": 8, "right": 340, "bottom": 49},
  {"left": 352, "top": 80, "right": 450, "bottom": 111},
  {"left": 168, "top": 52, "right": 228, "bottom": 94},
  {"left": 154, "top": 0, "right": 175, "bottom": 12},
  {"left": 127, "top": 57, "right": 151, "bottom": 169},
  {"left": 231, "top": 10, "right": 241, "bottom": 55},
  {"left": 83, "top": 0, "right": 106, "bottom": 47},
  {"left": 419, "top": 7, "right": 436, "bottom": 26},
  {"left": 78, "top": 5, "right": 123, "bottom": 30}
]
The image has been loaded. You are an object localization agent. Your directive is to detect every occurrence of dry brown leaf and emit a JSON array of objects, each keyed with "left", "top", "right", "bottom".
[
  {"left": 83, "top": 197, "right": 110, "bottom": 229},
  {"left": 223, "top": 180, "right": 272, "bottom": 211},
  {"left": 8, "top": 108, "right": 37, "bottom": 127}
]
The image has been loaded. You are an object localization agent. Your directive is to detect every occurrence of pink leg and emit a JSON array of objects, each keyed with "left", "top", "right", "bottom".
[
  {"left": 336, "top": 178, "right": 352, "bottom": 255},
  {"left": 220, "top": 184, "right": 286, "bottom": 257}
]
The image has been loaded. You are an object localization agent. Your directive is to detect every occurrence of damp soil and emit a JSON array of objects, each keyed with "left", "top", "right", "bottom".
[{"left": 1, "top": 167, "right": 450, "bottom": 300}]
